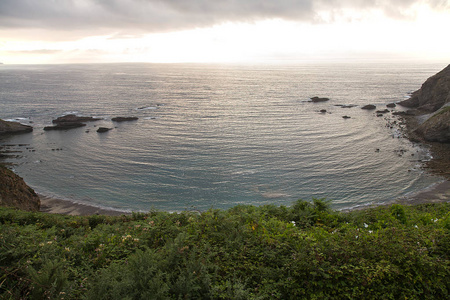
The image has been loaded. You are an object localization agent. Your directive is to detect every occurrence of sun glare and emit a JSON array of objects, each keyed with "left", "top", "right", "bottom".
[{"left": 1, "top": 4, "right": 449, "bottom": 64}]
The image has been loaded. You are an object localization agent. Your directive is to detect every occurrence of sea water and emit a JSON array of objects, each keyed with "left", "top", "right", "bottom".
[{"left": 0, "top": 62, "right": 446, "bottom": 212}]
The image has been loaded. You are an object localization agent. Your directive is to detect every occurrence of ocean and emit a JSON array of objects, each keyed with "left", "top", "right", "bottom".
[{"left": 0, "top": 62, "right": 446, "bottom": 212}]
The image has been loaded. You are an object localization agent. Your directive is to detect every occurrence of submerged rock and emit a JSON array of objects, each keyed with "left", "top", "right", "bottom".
[
  {"left": 112, "top": 117, "right": 139, "bottom": 122},
  {"left": 342, "top": 116, "right": 351, "bottom": 119},
  {"left": 386, "top": 103, "right": 397, "bottom": 108},
  {"left": 0, "top": 119, "right": 33, "bottom": 135},
  {"left": 376, "top": 109, "right": 390, "bottom": 114}
]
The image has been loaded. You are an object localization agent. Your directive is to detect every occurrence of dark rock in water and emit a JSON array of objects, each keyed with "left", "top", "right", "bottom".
[
  {"left": 376, "top": 114, "right": 384, "bottom": 117},
  {"left": 376, "top": 109, "right": 390, "bottom": 114},
  {"left": 399, "top": 64, "right": 450, "bottom": 112},
  {"left": 319, "top": 109, "right": 327, "bottom": 113},
  {"left": 386, "top": 103, "right": 396, "bottom": 108},
  {"left": 112, "top": 117, "right": 139, "bottom": 122},
  {"left": 45, "top": 114, "right": 102, "bottom": 131},
  {"left": 97, "top": 127, "right": 112, "bottom": 133},
  {"left": 52, "top": 114, "right": 102, "bottom": 124},
  {"left": 0, "top": 119, "right": 33, "bottom": 135},
  {"left": 310, "top": 96, "right": 330, "bottom": 103},
  {"left": 44, "top": 122, "right": 86, "bottom": 131},
  {"left": 337, "top": 104, "right": 357, "bottom": 108},
  {"left": 361, "top": 104, "right": 376, "bottom": 110},
  {"left": 0, "top": 165, "right": 40, "bottom": 211},
  {"left": 342, "top": 116, "right": 351, "bottom": 119}
]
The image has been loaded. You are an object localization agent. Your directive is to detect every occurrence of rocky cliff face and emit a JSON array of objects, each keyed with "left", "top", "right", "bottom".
[
  {"left": 0, "top": 165, "right": 40, "bottom": 211},
  {"left": 0, "top": 119, "right": 33, "bottom": 135},
  {"left": 400, "top": 64, "right": 450, "bottom": 112},
  {"left": 399, "top": 65, "right": 450, "bottom": 143}
]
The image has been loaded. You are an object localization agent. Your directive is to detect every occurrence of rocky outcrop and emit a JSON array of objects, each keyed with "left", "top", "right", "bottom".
[
  {"left": 399, "top": 64, "right": 450, "bottom": 112},
  {"left": 310, "top": 97, "right": 330, "bottom": 103},
  {"left": 44, "top": 114, "right": 102, "bottom": 131},
  {"left": 414, "top": 106, "right": 450, "bottom": 143},
  {"left": 0, "top": 119, "right": 33, "bottom": 135},
  {"left": 44, "top": 122, "right": 86, "bottom": 131},
  {"left": 97, "top": 127, "right": 112, "bottom": 133},
  {"left": 361, "top": 104, "right": 376, "bottom": 110},
  {"left": 0, "top": 165, "right": 40, "bottom": 211},
  {"left": 52, "top": 115, "right": 102, "bottom": 124},
  {"left": 112, "top": 117, "right": 139, "bottom": 122},
  {"left": 399, "top": 65, "right": 450, "bottom": 143}
]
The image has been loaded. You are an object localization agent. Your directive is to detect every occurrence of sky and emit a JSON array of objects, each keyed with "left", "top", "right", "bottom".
[{"left": 1, "top": 0, "right": 450, "bottom": 64}]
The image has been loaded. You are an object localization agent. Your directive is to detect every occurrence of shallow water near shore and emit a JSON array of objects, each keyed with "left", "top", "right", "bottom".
[{"left": 0, "top": 62, "right": 447, "bottom": 212}]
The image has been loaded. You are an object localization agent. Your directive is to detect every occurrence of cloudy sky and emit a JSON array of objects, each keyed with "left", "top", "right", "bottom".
[{"left": 1, "top": 0, "right": 449, "bottom": 64}]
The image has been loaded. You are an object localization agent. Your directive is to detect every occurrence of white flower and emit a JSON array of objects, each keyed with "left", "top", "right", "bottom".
[
  {"left": 368, "top": 230, "right": 373, "bottom": 234},
  {"left": 291, "top": 221, "right": 296, "bottom": 226},
  {"left": 355, "top": 235, "right": 359, "bottom": 239},
  {"left": 364, "top": 223, "right": 368, "bottom": 228},
  {"left": 414, "top": 225, "right": 418, "bottom": 228}
]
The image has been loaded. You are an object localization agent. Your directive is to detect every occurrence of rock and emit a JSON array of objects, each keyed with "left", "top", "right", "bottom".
[
  {"left": 97, "top": 127, "right": 112, "bottom": 133},
  {"left": 414, "top": 106, "right": 450, "bottom": 143},
  {"left": 399, "top": 64, "right": 450, "bottom": 112},
  {"left": 319, "top": 109, "right": 327, "bottom": 113},
  {"left": 376, "top": 114, "right": 383, "bottom": 117},
  {"left": 376, "top": 109, "right": 390, "bottom": 114},
  {"left": 112, "top": 117, "right": 139, "bottom": 122},
  {"left": 52, "top": 114, "right": 102, "bottom": 124},
  {"left": 386, "top": 103, "right": 396, "bottom": 108},
  {"left": 342, "top": 116, "right": 351, "bottom": 119},
  {"left": 44, "top": 122, "right": 86, "bottom": 131},
  {"left": 44, "top": 114, "right": 102, "bottom": 131},
  {"left": 392, "top": 110, "right": 418, "bottom": 116},
  {"left": 0, "top": 119, "right": 33, "bottom": 135},
  {"left": 0, "top": 165, "right": 40, "bottom": 211},
  {"left": 361, "top": 104, "right": 376, "bottom": 110},
  {"left": 310, "top": 96, "right": 330, "bottom": 103},
  {"left": 337, "top": 104, "right": 357, "bottom": 108}
]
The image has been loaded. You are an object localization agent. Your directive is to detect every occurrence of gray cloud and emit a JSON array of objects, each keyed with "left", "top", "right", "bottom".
[{"left": 0, "top": 0, "right": 447, "bottom": 34}]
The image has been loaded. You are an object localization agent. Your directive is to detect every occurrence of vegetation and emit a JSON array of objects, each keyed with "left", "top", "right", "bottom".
[{"left": 1, "top": 199, "right": 449, "bottom": 299}]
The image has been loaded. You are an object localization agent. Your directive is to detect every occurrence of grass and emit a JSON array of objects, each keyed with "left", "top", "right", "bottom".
[{"left": 1, "top": 199, "right": 449, "bottom": 299}]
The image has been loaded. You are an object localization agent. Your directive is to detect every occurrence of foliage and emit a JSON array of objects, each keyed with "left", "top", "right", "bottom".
[{"left": 0, "top": 200, "right": 449, "bottom": 299}]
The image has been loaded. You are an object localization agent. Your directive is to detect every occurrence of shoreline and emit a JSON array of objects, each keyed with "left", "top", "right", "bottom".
[{"left": 39, "top": 194, "right": 130, "bottom": 216}]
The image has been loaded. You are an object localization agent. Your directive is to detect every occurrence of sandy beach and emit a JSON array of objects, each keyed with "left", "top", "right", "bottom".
[{"left": 39, "top": 194, "right": 130, "bottom": 216}]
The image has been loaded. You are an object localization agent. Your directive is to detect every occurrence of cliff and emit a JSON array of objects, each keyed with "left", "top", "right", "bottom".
[
  {"left": 0, "top": 118, "right": 33, "bottom": 135},
  {"left": 0, "top": 165, "right": 40, "bottom": 211},
  {"left": 399, "top": 64, "right": 450, "bottom": 112},
  {"left": 399, "top": 65, "right": 450, "bottom": 143}
]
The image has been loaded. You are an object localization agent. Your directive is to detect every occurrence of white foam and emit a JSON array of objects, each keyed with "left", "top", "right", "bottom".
[{"left": 136, "top": 106, "right": 157, "bottom": 110}]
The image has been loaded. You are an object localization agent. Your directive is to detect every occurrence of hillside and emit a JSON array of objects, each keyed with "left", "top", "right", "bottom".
[{"left": 1, "top": 201, "right": 449, "bottom": 299}]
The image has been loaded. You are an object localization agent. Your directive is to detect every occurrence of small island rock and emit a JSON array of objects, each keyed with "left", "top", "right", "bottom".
[
  {"left": 97, "top": 127, "right": 112, "bottom": 133},
  {"left": 361, "top": 104, "right": 376, "bottom": 110},
  {"left": 112, "top": 117, "right": 139, "bottom": 122}
]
